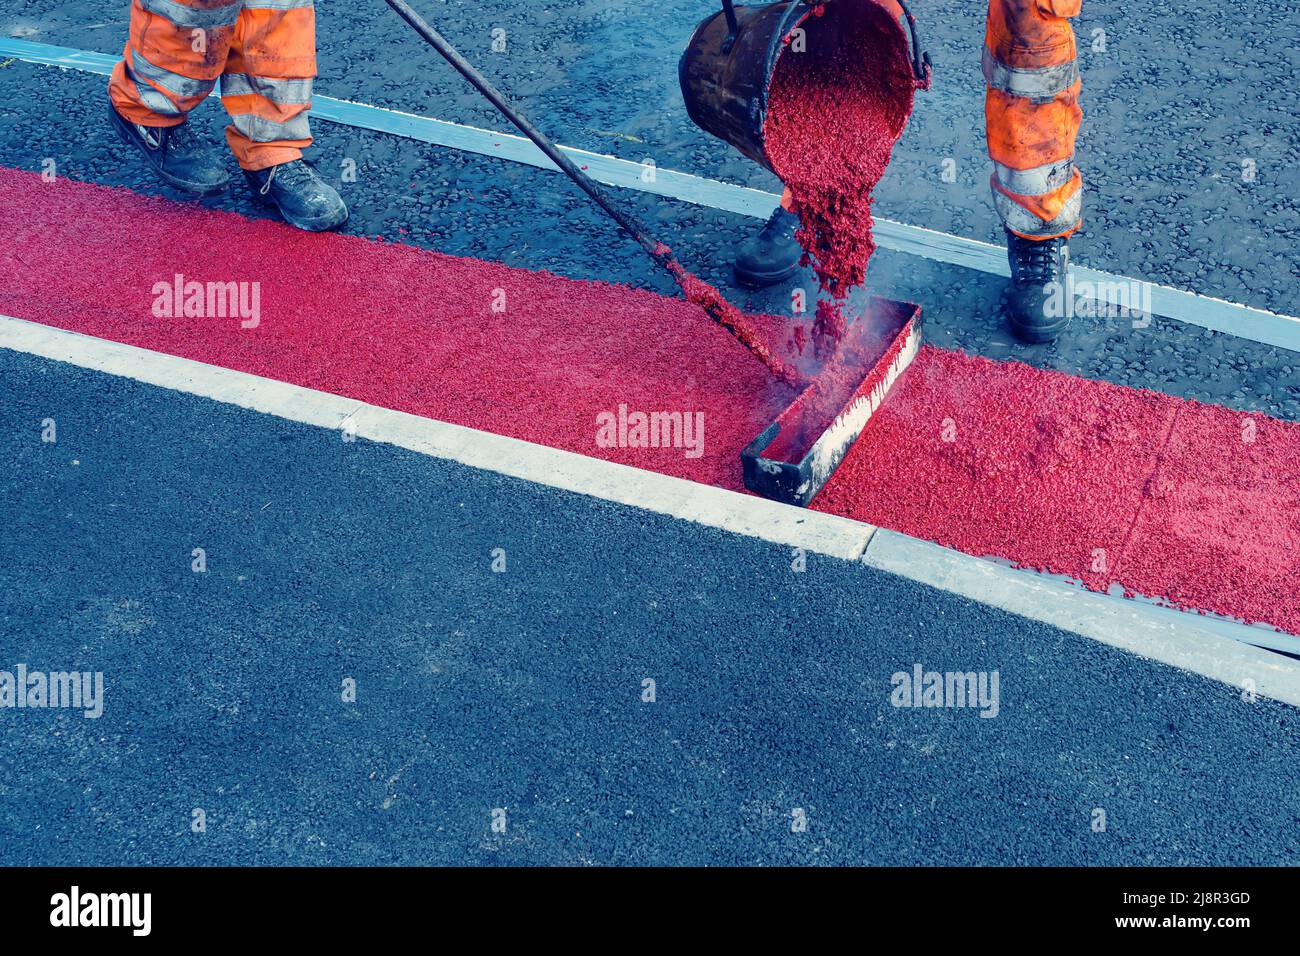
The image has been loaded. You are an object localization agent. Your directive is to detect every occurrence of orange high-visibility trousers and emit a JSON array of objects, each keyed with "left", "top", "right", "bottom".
[
  {"left": 108, "top": 0, "right": 317, "bottom": 171},
  {"left": 984, "top": 0, "right": 1083, "bottom": 239}
]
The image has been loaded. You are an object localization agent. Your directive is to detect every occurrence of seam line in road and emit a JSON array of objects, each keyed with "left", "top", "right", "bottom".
[
  {"left": 1110, "top": 404, "right": 1182, "bottom": 585},
  {"left": 2, "top": 36, "right": 1299, "bottom": 354},
  {"left": 4, "top": 312, "right": 1299, "bottom": 707}
]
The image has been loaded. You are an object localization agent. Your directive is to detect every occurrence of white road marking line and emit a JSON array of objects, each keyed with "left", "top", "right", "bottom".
[
  {"left": 0, "top": 314, "right": 874, "bottom": 561},
  {"left": 3, "top": 36, "right": 1299, "bottom": 353},
  {"left": 4, "top": 312, "right": 1299, "bottom": 706},
  {"left": 865, "top": 532, "right": 1300, "bottom": 708}
]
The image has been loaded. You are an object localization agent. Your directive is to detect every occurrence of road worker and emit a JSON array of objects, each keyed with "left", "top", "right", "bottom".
[
  {"left": 735, "top": 0, "right": 1083, "bottom": 343},
  {"left": 107, "top": 0, "right": 348, "bottom": 232}
]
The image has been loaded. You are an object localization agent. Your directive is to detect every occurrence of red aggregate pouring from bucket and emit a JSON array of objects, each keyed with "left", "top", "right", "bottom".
[{"left": 764, "top": 0, "right": 919, "bottom": 348}]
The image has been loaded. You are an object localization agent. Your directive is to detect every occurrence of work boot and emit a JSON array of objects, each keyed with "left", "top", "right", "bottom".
[
  {"left": 243, "top": 159, "right": 348, "bottom": 232},
  {"left": 734, "top": 206, "right": 802, "bottom": 288},
  {"left": 107, "top": 101, "right": 229, "bottom": 196},
  {"left": 1005, "top": 229, "right": 1071, "bottom": 344}
]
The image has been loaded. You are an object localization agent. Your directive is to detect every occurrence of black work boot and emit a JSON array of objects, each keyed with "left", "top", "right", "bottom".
[
  {"left": 1005, "top": 229, "right": 1071, "bottom": 344},
  {"left": 108, "top": 101, "right": 229, "bottom": 196},
  {"left": 734, "top": 206, "right": 802, "bottom": 288},
  {"left": 243, "top": 159, "right": 348, "bottom": 232}
]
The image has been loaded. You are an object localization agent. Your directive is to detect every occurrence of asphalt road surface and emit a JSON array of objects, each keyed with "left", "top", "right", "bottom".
[
  {"left": 2, "top": 1, "right": 1299, "bottom": 865},
  {"left": 4, "top": 351, "right": 1300, "bottom": 865}
]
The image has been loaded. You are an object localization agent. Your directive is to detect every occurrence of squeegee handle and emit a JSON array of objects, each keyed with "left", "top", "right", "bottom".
[{"left": 383, "top": 0, "right": 668, "bottom": 263}]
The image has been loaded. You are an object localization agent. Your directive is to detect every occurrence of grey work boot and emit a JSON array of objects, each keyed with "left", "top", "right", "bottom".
[
  {"left": 243, "top": 159, "right": 348, "bottom": 232},
  {"left": 108, "top": 100, "right": 229, "bottom": 196},
  {"left": 1005, "top": 228, "right": 1071, "bottom": 344},
  {"left": 734, "top": 206, "right": 802, "bottom": 288}
]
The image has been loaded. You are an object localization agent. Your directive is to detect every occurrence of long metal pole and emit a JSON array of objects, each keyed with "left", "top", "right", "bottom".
[
  {"left": 380, "top": 0, "right": 809, "bottom": 388},
  {"left": 382, "top": 0, "right": 668, "bottom": 263}
]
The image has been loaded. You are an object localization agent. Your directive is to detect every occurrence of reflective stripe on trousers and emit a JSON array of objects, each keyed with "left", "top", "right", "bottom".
[
  {"left": 984, "top": 0, "right": 1083, "bottom": 239},
  {"left": 108, "top": 0, "right": 317, "bottom": 171}
]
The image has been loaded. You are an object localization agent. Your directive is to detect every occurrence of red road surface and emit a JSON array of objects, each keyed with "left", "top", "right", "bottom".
[{"left": 3, "top": 169, "right": 1296, "bottom": 632}]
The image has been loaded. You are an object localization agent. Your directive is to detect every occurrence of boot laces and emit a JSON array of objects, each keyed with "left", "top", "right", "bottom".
[
  {"left": 258, "top": 159, "right": 319, "bottom": 195},
  {"left": 259, "top": 159, "right": 317, "bottom": 195},
  {"left": 760, "top": 206, "right": 798, "bottom": 241},
  {"left": 162, "top": 122, "right": 203, "bottom": 154},
  {"left": 1014, "top": 235, "right": 1066, "bottom": 285}
]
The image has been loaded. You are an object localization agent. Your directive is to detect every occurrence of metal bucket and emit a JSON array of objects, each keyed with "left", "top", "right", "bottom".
[{"left": 678, "top": 0, "right": 929, "bottom": 174}]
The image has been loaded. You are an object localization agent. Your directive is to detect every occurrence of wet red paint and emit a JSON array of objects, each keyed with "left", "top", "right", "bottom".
[{"left": 2, "top": 167, "right": 1297, "bottom": 634}]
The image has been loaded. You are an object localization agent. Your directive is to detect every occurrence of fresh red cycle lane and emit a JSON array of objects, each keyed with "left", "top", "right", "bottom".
[
  {"left": 2, "top": 168, "right": 1297, "bottom": 634},
  {"left": 817, "top": 349, "right": 1300, "bottom": 635},
  {"left": 0, "top": 168, "right": 795, "bottom": 492}
]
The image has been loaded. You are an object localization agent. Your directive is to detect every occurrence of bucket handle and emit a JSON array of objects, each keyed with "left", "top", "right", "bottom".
[
  {"left": 784, "top": 0, "right": 931, "bottom": 85},
  {"left": 720, "top": 0, "right": 740, "bottom": 52},
  {"left": 716, "top": 0, "right": 930, "bottom": 83},
  {"left": 892, "top": 0, "right": 932, "bottom": 85}
]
